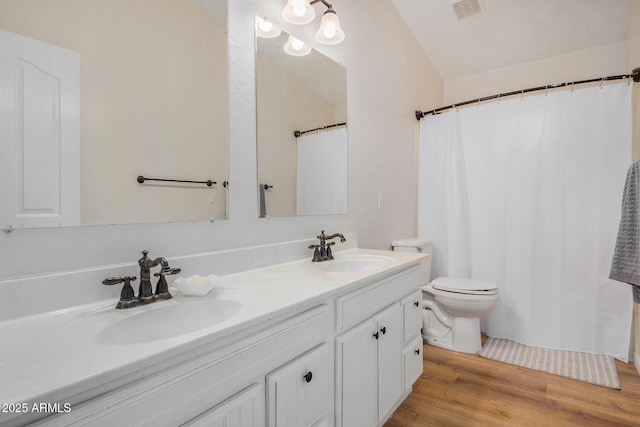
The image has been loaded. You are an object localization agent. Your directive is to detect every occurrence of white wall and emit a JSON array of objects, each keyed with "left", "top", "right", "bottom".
[
  {"left": 444, "top": 41, "right": 628, "bottom": 105},
  {"left": 0, "top": 0, "right": 442, "bottom": 280},
  {"left": 627, "top": 1, "right": 640, "bottom": 72}
]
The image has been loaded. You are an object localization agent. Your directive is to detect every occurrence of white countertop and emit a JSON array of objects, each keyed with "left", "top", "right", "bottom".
[{"left": 0, "top": 247, "right": 424, "bottom": 423}]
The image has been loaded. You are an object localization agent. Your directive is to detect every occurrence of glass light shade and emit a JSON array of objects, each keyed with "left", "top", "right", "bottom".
[
  {"left": 282, "top": 0, "right": 316, "bottom": 25},
  {"left": 316, "top": 10, "right": 345, "bottom": 45},
  {"left": 255, "top": 16, "right": 282, "bottom": 38},
  {"left": 283, "top": 35, "right": 311, "bottom": 56}
]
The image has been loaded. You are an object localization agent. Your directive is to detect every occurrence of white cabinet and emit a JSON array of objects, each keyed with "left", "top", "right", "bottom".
[
  {"left": 401, "top": 290, "right": 423, "bottom": 345},
  {"left": 183, "top": 383, "right": 261, "bottom": 427},
  {"left": 267, "top": 344, "right": 330, "bottom": 427},
  {"left": 336, "top": 318, "right": 378, "bottom": 427},
  {"left": 402, "top": 336, "right": 423, "bottom": 392},
  {"left": 21, "top": 262, "right": 424, "bottom": 427},
  {"left": 336, "top": 303, "right": 403, "bottom": 427},
  {"left": 376, "top": 304, "right": 403, "bottom": 420},
  {"left": 401, "top": 290, "right": 424, "bottom": 392},
  {"left": 335, "top": 266, "right": 423, "bottom": 427},
  {"left": 34, "top": 306, "right": 330, "bottom": 427}
]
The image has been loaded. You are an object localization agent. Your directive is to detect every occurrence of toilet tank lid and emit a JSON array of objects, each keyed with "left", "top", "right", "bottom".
[
  {"left": 432, "top": 277, "right": 498, "bottom": 292},
  {"left": 391, "top": 237, "right": 433, "bottom": 248}
]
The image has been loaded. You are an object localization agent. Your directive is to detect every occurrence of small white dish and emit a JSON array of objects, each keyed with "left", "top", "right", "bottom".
[{"left": 172, "top": 274, "right": 220, "bottom": 297}]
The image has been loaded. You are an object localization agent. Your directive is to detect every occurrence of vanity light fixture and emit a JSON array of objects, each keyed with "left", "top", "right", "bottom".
[
  {"left": 282, "top": 0, "right": 345, "bottom": 45},
  {"left": 283, "top": 34, "right": 312, "bottom": 56},
  {"left": 256, "top": 16, "right": 282, "bottom": 38},
  {"left": 282, "top": 0, "right": 316, "bottom": 25},
  {"left": 315, "top": 5, "right": 344, "bottom": 45}
]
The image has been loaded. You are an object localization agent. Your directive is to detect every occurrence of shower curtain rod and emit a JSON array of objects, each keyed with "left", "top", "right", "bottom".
[
  {"left": 415, "top": 67, "right": 640, "bottom": 120},
  {"left": 294, "top": 122, "right": 346, "bottom": 138}
]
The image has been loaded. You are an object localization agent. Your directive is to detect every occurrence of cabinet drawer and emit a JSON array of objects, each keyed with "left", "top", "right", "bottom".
[
  {"left": 267, "top": 344, "right": 329, "bottom": 427},
  {"left": 403, "top": 336, "right": 424, "bottom": 392},
  {"left": 401, "top": 290, "right": 423, "bottom": 344},
  {"left": 336, "top": 266, "right": 421, "bottom": 332}
]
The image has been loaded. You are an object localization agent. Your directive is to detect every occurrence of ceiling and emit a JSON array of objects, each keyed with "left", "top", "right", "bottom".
[{"left": 390, "top": 0, "right": 635, "bottom": 80}]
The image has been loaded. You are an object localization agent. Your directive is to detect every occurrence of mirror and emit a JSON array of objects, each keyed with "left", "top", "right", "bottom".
[
  {"left": 0, "top": 0, "right": 227, "bottom": 228},
  {"left": 256, "top": 21, "right": 347, "bottom": 218}
]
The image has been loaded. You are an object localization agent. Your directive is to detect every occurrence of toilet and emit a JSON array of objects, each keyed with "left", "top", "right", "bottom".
[{"left": 391, "top": 238, "right": 500, "bottom": 354}]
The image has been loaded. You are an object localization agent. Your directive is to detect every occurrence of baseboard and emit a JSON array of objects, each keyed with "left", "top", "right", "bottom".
[{"left": 635, "top": 352, "right": 640, "bottom": 376}]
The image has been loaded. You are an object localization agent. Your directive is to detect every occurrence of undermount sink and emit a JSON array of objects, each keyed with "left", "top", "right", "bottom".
[
  {"left": 321, "top": 255, "right": 394, "bottom": 273},
  {"left": 95, "top": 298, "right": 242, "bottom": 345}
]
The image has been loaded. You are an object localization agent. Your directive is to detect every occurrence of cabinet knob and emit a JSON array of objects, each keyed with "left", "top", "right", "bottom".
[
  {"left": 303, "top": 371, "right": 313, "bottom": 383},
  {"left": 373, "top": 331, "right": 379, "bottom": 340},
  {"left": 380, "top": 326, "right": 387, "bottom": 335},
  {"left": 415, "top": 348, "right": 421, "bottom": 355},
  {"left": 414, "top": 300, "right": 420, "bottom": 307}
]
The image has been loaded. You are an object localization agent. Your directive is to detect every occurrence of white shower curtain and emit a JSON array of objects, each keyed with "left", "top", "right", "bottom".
[
  {"left": 419, "top": 83, "right": 633, "bottom": 361},
  {"left": 297, "top": 127, "right": 348, "bottom": 215}
]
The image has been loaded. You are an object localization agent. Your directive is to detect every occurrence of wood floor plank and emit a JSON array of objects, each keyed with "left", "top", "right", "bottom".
[{"left": 385, "top": 340, "right": 640, "bottom": 427}]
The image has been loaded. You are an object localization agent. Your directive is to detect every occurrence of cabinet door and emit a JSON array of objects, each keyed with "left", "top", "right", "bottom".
[
  {"left": 403, "top": 336, "right": 424, "bottom": 392},
  {"left": 336, "top": 318, "right": 378, "bottom": 427},
  {"left": 375, "top": 303, "right": 403, "bottom": 421},
  {"left": 182, "top": 383, "right": 261, "bottom": 427},
  {"left": 267, "top": 344, "right": 329, "bottom": 427},
  {"left": 401, "top": 290, "right": 423, "bottom": 344}
]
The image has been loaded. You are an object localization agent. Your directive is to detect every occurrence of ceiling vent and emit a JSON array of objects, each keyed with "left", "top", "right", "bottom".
[{"left": 449, "top": 0, "right": 484, "bottom": 20}]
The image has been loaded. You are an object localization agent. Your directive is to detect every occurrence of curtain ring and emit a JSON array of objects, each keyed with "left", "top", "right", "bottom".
[
  {"left": 520, "top": 89, "right": 524, "bottom": 101},
  {"left": 600, "top": 77, "right": 604, "bottom": 89},
  {"left": 497, "top": 94, "right": 500, "bottom": 104},
  {"left": 544, "top": 85, "right": 548, "bottom": 96},
  {"left": 571, "top": 82, "right": 574, "bottom": 93}
]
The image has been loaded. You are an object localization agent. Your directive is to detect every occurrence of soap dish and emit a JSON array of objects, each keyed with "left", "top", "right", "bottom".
[{"left": 172, "top": 274, "right": 220, "bottom": 297}]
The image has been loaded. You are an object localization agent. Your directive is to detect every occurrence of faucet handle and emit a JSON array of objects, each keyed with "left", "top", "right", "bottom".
[
  {"left": 156, "top": 267, "right": 182, "bottom": 276},
  {"left": 102, "top": 276, "right": 138, "bottom": 309},
  {"left": 102, "top": 276, "right": 137, "bottom": 286}
]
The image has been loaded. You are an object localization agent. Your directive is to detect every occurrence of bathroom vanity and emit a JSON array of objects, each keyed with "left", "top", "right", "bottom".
[{"left": 0, "top": 236, "right": 425, "bottom": 427}]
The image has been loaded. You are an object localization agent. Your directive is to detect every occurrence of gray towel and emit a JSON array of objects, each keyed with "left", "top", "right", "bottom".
[
  {"left": 609, "top": 161, "right": 640, "bottom": 302},
  {"left": 259, "top": 183, "right": 267, "bottom": 218}
]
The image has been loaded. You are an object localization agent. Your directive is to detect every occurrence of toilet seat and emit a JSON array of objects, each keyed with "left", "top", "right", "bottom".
[{"left": 429, "top": 277, "right": 499, "bottom": 296}]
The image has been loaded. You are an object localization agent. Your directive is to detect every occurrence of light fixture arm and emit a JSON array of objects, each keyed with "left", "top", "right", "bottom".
[{"left": 310, "top": 0, "right": 333, "bottom": 9}]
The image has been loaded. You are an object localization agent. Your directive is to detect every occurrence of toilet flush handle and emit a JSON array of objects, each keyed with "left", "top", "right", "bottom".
[{"left": 417, "top": 246, "right": 424, "bottom": 253}]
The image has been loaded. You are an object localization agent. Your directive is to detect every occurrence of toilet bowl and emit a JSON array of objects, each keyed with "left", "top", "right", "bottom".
[{"left": 391, "top": 238, "right": 501, "bottom": 354}]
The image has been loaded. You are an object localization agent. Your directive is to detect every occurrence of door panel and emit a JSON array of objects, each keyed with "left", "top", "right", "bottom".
[{"left": 0, "top": 28, "right": 80, "bottom": 229}]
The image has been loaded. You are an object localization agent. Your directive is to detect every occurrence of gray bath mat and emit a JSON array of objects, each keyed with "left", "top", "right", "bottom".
[{"left": 478, "top": 337, "right": 620, "bottom": 389}]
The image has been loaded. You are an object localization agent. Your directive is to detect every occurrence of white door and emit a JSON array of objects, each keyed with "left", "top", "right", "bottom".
[
  {"left": 375, "top": 303, "right": 403, "bottom": 421},
  {"left": 336, "top": 318, "right": 378, "bottom": 427},
  {"left": 0, "top": 29, "right": 80, "bottom": 229}
]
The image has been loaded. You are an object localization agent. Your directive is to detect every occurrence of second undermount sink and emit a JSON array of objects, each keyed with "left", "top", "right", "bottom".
[
  {"left": 321, "top": 255, "right": 394, "bottom": 273},
  {"left": 96, "top": 298, "right": 242, "bottom": 346}
]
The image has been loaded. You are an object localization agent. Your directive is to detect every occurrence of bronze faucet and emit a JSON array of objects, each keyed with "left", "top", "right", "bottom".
[
  {"left": 102, "top": 250, "right": 181, "bottom": 309},
  {"left": 309, "top": 230, "right": 346, "bottom": 262}
]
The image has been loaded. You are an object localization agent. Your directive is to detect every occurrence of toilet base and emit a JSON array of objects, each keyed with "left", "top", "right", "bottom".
[{"left": 422, "top": 311, "right": 482, "bottom": 354}]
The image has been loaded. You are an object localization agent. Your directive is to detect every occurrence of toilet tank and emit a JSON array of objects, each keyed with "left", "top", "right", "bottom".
[{"left": 391, "top": 237, "right": 433, "bottom": 285}]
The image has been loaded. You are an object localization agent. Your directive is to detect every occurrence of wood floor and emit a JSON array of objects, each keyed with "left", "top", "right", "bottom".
[{"left": 385, "top": 339, "right": 640, "bottom": 427}]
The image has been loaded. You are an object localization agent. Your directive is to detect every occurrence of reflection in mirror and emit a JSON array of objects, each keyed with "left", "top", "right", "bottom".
[
  {"left": 256, "top": 19, "right": 347, "bottom": 218},
  {"left": 0, "top": 0, "right": 228, "bottom": 229}
]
